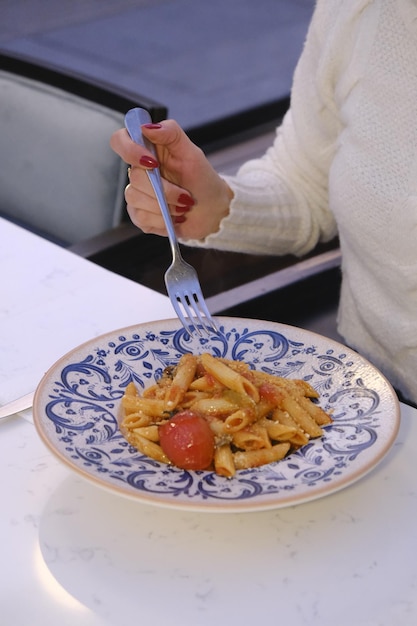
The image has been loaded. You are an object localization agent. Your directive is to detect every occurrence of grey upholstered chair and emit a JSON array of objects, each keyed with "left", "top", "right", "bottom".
[{"left": 0, "top": 51, "right": 167, "bottom": 246}]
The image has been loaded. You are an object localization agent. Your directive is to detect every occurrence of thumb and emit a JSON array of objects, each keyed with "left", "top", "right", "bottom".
[{"left": 141, "top": 119, "right": 196, "bottom": 157}]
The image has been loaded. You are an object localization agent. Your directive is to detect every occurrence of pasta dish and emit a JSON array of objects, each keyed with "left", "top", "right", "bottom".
[{"left": 120, "top": 353, "right": 332, "bottom": 477}]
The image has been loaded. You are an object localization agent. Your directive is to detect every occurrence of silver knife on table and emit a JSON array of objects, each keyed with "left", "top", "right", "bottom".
[{"left": 0, "top": 392, "right": 34, "bottom": 420}]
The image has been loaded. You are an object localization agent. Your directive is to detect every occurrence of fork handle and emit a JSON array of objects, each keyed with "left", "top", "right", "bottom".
[{"left": 124, "top": 108, "right": 181, "bottom": 258}]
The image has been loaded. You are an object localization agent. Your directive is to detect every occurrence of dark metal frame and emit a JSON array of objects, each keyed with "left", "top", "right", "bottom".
[{"left": 0, "top": 49, "right": 168, "bottom": 121}]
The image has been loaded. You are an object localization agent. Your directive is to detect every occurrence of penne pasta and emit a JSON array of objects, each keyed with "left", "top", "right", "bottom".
[
  {"left": 296, "top": 395, "right": 333, "bottom": 426},
  {"left": 280, "top": 394, "right": 323, "bottom": 438},
  {"left": 122, "top": 395, "right": 167, "bottom": 418},
  {"left": 189, "top": 374, "right": 224, "bottom": 392},
  {"left": 214, "top": 443, "right": 236, "bottom": 477},
  {"left": 262, "top": 419, "right": 300, "bottom": 443},
  {"left": 124, "top": 381, "right": 138, "bottom": 396},
  {"left": 120, "top": 353, "right": 333, "bottom": 477},
  {"left": 143, "top": 383, "right": 166, "bottom": 400},
  {"left": 164, "top": 353, "right": 197, "bottom": 410},
  {"left": 207, "top": 418, "right": 229, "bottom": 437},
  {"left": 121, "top": 411, "right": 153, "bottom": 429},
  {"left": 191, "top": 396, "right": 241, "bottom": 417},
  {"left": 255, "top": 397, "right": 278, "bottom": 420},
  {"left": 270, "top": 408, "right": 310, "bottom": 446},
  {"left": 233, "top": 442, "right": 291, "bottom": 470},
  {"left": 224, "top": 407, "right": 257, "bottom": 432},
  {"left": 125, "top": 433, "right": 170, "bottom": 464},
  {"left": 132, "top": 425, "right": 160, "bottom": 442},
  {"left": 200, "top": 353, "right": 260, "bottom": 402},
  {"left": 232, "top": 424, "right": 271, "bottom": 451}
]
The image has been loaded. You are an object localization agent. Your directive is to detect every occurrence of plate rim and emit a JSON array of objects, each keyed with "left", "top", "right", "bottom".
[{"left": 33, "top": 316, "right": 401, "bottom": 513}]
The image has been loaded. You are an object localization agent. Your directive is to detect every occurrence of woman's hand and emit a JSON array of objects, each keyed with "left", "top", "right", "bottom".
[{"left": 110, "top": 119, "right": 233, "bottom": 240}]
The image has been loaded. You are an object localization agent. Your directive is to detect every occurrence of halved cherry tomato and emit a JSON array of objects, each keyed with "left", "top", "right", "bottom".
[{"left": 159, "top": 410, "right": 215, "bottom": 470}]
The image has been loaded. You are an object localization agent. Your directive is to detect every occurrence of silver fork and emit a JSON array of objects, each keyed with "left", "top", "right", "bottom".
[{"left": 125, "top": 107, "right": 217, "bottom": 336}]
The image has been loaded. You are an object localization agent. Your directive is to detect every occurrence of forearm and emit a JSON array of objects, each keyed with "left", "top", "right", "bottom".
[
  {"left": 183, "top": 111, "right": 338, "bottom": 256},
  {"left": 182, "top": 1, "right": 342, "bottom": 256}
]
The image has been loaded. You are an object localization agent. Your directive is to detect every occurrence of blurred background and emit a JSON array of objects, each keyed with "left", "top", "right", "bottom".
[
  {"left": 0, "top": 0, "right": 314, "bottom": 129},
  {"left": 0, "top": 0, "right": 342, "bottom": 343}
]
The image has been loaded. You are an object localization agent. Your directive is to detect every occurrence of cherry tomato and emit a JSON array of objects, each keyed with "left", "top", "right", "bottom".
[{"left": 159, "top": 411, "right": 215, "bottom": 470}]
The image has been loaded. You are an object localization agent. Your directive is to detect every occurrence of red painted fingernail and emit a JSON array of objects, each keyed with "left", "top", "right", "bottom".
[
  {"left": 174, "top": 215, "right": 187, "bottom": 224},
  {"left": 139, "top": 155, "right": 159, "bottom": 168},
  {"left": 175, "top": 205, "right": 191, "bottom": 214},
  {"left": 177, "top": 193, "right": 195, "bottom": 206},
  {"left": 142, "top": 123, "right": 162, "bottom": 129}
]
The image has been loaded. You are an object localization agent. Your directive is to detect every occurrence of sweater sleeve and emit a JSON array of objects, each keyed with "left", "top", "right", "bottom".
[{"left": 183, "top": 0, "right": 353, "bottom": 256}]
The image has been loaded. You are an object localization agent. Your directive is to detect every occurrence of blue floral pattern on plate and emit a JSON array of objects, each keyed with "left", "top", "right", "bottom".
[{"left": 33, "top": 318, "right": 400, "bottom": 512}]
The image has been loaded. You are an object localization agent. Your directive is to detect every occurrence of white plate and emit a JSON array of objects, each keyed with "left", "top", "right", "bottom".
[{"left": 33, "top": 317, "right": 400, "bottom": 512}]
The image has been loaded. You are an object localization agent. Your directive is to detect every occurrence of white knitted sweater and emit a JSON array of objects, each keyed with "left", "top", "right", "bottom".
[{"left": 187, "top": 0, "right": 417, "bottom": 403}]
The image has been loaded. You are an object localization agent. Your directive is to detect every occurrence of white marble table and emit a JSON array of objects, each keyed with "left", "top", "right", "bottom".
[
  {"left": 0, "top": 218, "right": 173, "bottom": 407},
  {"left": 1, "top": 218, "right": 417, "bottom": 626}
]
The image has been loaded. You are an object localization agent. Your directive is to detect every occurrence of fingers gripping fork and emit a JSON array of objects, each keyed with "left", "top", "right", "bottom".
[{"left": 125, "top": 108, "right": 217, "bottom": 336}]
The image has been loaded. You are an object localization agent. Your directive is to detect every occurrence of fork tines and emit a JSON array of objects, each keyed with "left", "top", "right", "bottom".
[{"left": 170, "top": 288, "right": 217, "bottom": 336}]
